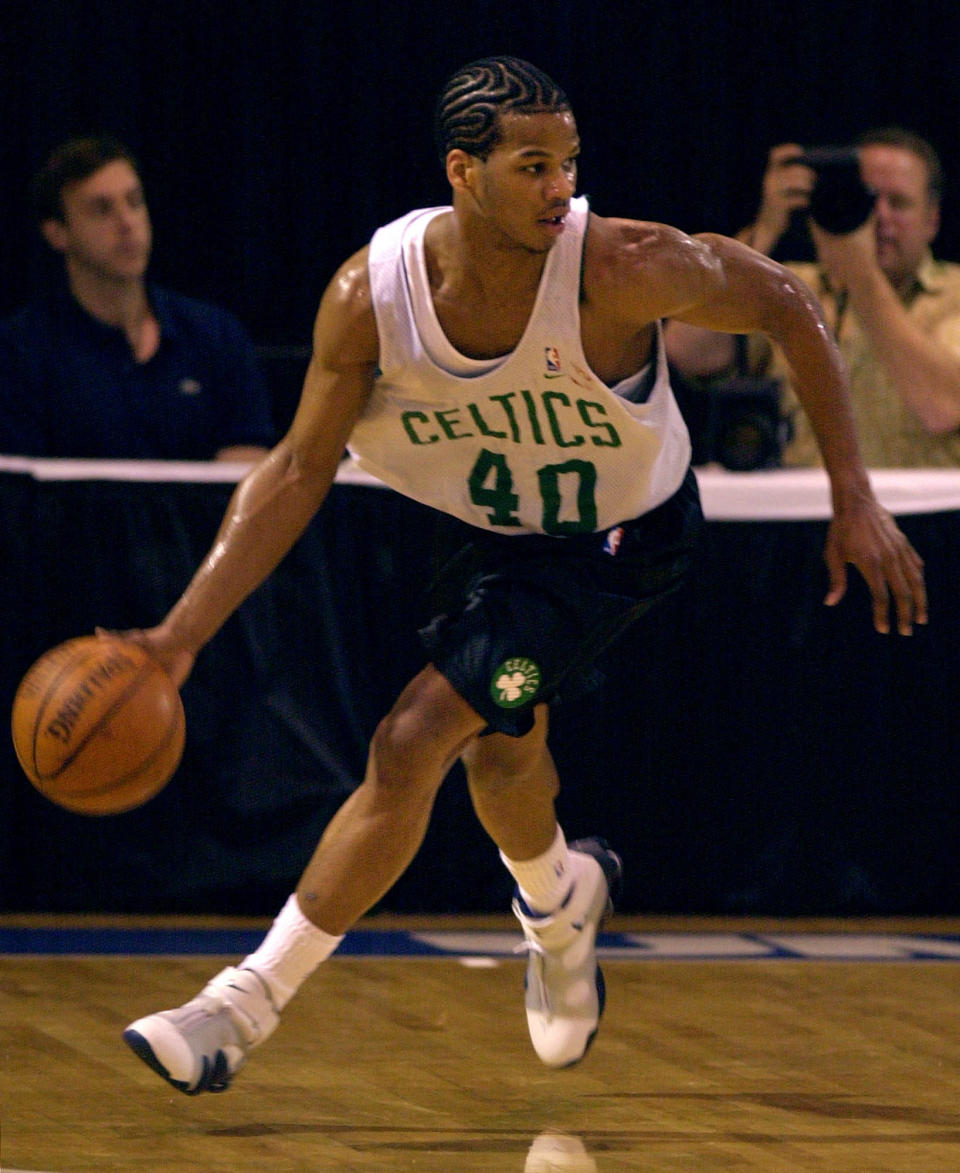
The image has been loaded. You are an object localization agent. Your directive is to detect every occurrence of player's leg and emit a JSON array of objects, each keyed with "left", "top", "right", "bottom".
[
  {"left": 294, "top": 663, "right": 486, "bottom": 933},
  {"left": 124, "top": 664, "right": 486, "bottom": 1094},
  {"left": 463, "top": 702, "right": 560, "bottom": 865},
  {"left": 461, "top": 711, "right": 621, "bottom": 1069}
]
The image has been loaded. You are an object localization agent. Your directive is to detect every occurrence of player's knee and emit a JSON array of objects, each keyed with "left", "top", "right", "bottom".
[
  {"left": 462, "top": 722, "right": 552, "bottom": 796},
  {"left": 369, "top": 711, "right": 435, "bottom": 798},
  {"left": 368, "top": 705, "right": 467, "bottom": 802},
  {"left": 366, "top": 666, "right": 487, "bottom": 801}
]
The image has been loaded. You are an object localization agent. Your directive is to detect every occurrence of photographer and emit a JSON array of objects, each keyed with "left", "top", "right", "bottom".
[{"left": 666, "top": 128, "right": 960, "bottom": 467}]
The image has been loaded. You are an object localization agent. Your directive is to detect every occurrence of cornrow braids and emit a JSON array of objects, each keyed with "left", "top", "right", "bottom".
[{"left": 434, "top": 56, "right": 570, "bottom": 164}]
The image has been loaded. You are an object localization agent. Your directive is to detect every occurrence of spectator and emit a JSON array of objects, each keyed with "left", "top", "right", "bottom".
[
  {"left": 666, "top": 128, "right": 960, "bottom": 467},
  {"left": 0, "top": 135, "right": 276, "bottom": 461}
]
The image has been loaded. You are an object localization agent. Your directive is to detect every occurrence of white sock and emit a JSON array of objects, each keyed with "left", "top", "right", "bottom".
[
  {"left": 241, "top": 893, "right": 343, "bottom": 1010},
  {"left": 500, "top": 824, "right": 572, "bottom": 915}
]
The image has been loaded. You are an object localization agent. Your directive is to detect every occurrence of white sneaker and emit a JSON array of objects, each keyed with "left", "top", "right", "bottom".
[
  {"left": 123, "top": 966, "right": 279, "bottom": 1094},
  {"left": 525, "top": 1130, "right": 598, "bottom": 1172},
  {"left": 513, "top": 837, "right": 622, "bottom": 1068}
]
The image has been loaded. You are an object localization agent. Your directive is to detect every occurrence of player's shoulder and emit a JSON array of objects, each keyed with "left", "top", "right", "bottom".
[
  {"left": 317, "top": 245, "right": 377, "bottom": 336},
  {"left": 326, "top": 244, "right": 374, "bottom": 309},
  {"left": 583, "top": 213, "right": 729, "bottom": 317},
  {"left": 314, "top": 244, "right": 378, "bottom": 364},
  {"left": 585, "top": 213, "right": 725, "bottom": 283}
]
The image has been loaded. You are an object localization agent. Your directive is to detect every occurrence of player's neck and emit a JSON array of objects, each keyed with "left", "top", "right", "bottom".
[{"left": 429, "top": 211, "right": 547, "bottom": 304}]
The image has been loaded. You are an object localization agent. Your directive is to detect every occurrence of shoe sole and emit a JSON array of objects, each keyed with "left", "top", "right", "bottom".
[
  {"left": 123, "top": 1027, "right": 232, "bottom": 1095},
  {"left": 552, "top": 965, "right": 606, "bottom": 1069}
]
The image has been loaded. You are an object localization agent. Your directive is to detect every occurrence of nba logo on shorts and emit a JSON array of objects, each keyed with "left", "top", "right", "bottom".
[
  {"left": 603, "top": 526, "right": 624, "bottom": 556},
  {"left": 544, "top": 346, "right": 561, "bottom": 373}
]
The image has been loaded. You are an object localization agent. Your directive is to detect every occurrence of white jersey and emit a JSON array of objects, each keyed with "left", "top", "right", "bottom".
[{"left": 349, "top": 196, "right": 691, "bottom": 535}]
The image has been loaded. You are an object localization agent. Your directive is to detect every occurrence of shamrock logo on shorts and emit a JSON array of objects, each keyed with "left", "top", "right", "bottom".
[{"left": 490, "top": 657, "right": 542, "bottom": 708}]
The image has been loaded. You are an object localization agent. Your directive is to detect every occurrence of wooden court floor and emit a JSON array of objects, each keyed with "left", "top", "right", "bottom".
[{"left": 3, "top": 915, "right": 960, "bottom": 1172}]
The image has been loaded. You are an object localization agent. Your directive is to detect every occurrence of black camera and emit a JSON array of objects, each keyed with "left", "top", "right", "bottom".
[
  {"left": 791, "top": 146, "right": 877, "bottom": 234},
  {"left": 673, "top": 373, "right": 791, "bottom": 471}
]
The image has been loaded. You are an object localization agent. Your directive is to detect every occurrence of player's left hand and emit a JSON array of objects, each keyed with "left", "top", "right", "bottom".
[
  {"left": 823, "top": 497, "right": 927, "bottom": 634},
  {"left": 96, "top": 624, "right": 197, "bottom": 688}
]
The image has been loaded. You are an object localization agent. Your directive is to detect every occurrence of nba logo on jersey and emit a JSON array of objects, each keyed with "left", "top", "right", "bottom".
[
  {"left": 544, "top": 346, "right": 561, "bottom": 374},
  {"left": 603, "top": 526, "right": 624, "bottom": 556}
]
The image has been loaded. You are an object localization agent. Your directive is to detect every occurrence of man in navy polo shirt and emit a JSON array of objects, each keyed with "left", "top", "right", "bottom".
[{"left": 0, "top": 136, "right": 276, "bottom": 461}]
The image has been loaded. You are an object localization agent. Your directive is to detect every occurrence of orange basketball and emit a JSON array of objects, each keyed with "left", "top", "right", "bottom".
[{"left": 11, "top": 634, "right": 185, "bottom": 816}]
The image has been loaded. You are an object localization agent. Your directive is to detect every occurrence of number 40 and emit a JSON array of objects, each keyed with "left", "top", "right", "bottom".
[{"left": 467, "top": 448, "right": 598, "bottom": 535}]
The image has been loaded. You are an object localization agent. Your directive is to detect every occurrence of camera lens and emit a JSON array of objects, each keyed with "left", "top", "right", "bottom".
[
  {"left": 809, "top": 167, "right": 877, "bottom": 233},
  {"left": 715, "top": 412, "right": 780, "bottom": 471}
]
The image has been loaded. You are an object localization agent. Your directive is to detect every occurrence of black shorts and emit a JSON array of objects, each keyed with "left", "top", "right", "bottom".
[{"left": 419, "top": 468, "right": 703, "bottom": 736}]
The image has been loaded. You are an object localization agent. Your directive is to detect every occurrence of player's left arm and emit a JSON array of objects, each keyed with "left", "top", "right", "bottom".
[{"left": 589, "top": 218, "right": 927, "bottom": 634}]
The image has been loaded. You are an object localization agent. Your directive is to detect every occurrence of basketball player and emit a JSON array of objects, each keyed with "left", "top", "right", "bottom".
[{"left": 122, "top": 57, "right": 926, "bottom": 1093}]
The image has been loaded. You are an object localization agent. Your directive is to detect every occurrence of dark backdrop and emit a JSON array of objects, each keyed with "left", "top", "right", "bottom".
[
  {"left": 2, "top": 3, "right": 960, "bottom": 915},
  {"left": 3, "top": 0, "right": 959, "bottom": 362},
  {"left": 3, "top": 473, "right": 959, "bottom": 917}
]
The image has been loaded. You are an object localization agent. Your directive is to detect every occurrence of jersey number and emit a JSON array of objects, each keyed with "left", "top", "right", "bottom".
[{"left": 467, "top": 448, "right": 598, "bottom": 534}]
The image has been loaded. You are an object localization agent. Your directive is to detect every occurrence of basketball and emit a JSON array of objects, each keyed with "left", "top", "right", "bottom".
[{"left": 11, "top": 634, "right": 185, "bottom": 816}]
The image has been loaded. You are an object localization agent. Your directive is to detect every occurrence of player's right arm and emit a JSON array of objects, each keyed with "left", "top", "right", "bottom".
[{"left": 138, "top": 248, "right": 380, "bottom": 685}]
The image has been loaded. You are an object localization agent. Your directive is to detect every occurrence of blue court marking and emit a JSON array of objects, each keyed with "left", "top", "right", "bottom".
[
  {"left": 4, "top": 927, "right": 960, "bottom": 961},
  {"left": 0, "top": 928, "right": 264, "bottom": 955},
  {"left": 0, "top": 927, "right": 444, "bottom": 957}
]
